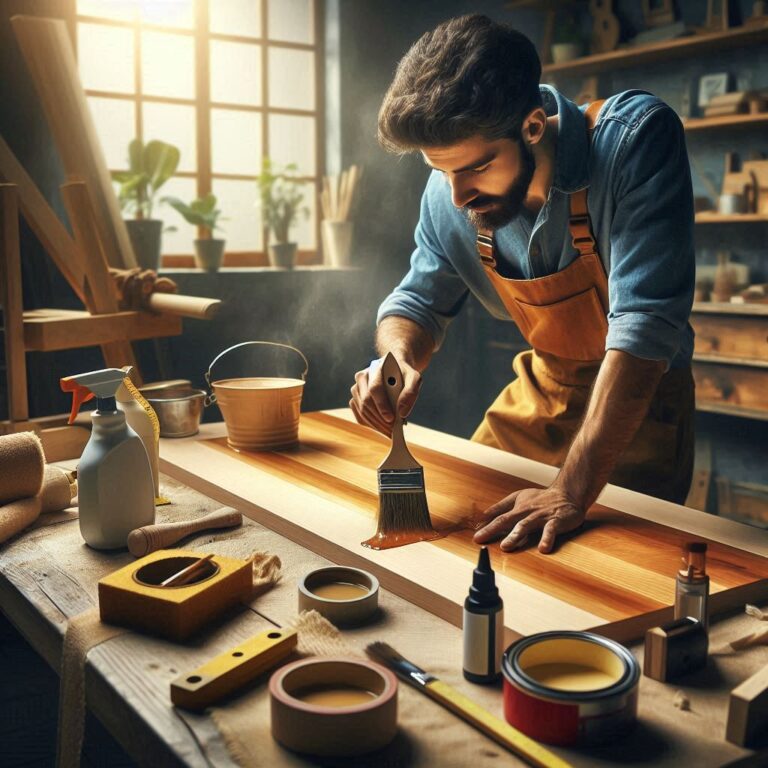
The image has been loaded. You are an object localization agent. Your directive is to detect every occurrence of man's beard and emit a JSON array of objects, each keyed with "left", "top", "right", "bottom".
[{"left": 465, "top": 140, "right": 536, "bottom": 230}]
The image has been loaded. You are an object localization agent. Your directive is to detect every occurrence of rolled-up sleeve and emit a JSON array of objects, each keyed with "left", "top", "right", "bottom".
[
  {"left": 606, "top": 104, "right": 695, "bottom": 368},
  {"left": 376, "top": 177, "right": 469, "bottom": 350}
]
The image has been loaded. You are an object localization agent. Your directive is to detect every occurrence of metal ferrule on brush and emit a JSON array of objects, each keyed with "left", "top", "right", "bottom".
[{"left": 377, "top": 467, "right": 425, "bottom": 492}]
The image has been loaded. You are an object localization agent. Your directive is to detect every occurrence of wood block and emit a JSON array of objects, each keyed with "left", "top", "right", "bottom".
[
  {"left": 158, "top": 412, "right": 768, "bottom": 644},
  {"left": 98, "top": 549, "right": 253, "bottom": 641},
  {"left": 726, "top": 664, "right": 768, "bottom": 746},
  {"left": 170, "top": 627, "right": 298, "bottom": 711},
  {"left": 691, "top": 313, "right": 768, "bottom": 363},
  {"left": 23, "top": 308, "right": 181, "bottom": 351},
  {"left": 693, "top": 362, "right": 768, "bottom": 413}
]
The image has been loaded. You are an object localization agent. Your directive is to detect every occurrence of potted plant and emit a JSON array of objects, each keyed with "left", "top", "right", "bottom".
[
  {"left": 112, "top": 138, "right": 180, "bottom": 270},
  {"left": 551, "top": 16, "right": 584, "bottom": 63},
  {"left": 257, "top": 158, "right": 308, "bottom": 269},
  {"left": 163, "top": 193, "right": 226, "bottom": 272}
]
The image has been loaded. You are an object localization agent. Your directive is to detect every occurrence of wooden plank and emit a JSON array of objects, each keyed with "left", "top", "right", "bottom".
[
  {"left": 159, "top": 413, "right": 768, "bottom": 644},
  {"left": 692, "top": 314, "right": 768, "bottom": 363},
  {"left": 726, "top": 665, "right": 768, "bottom": 747},
  {"left": 11, "top": 15, "right": 137, "bottom": 269},
  {"left": 683, "top": 112, "right": 768, "bottom": 132},
  {"left": 23, "top": 308, "right": 181, "bottom": 351},
  {"left": 0, "top": 185, "right": 29, "bottom": 422},
  {"left": 0, "top": 137, "right": 85, "bottom": 301},
  {"left": 542, "top": 22, "right": 768, "bottom": 76},
  {"left": 693, "top": 302, "right": 768, "bottom": 316},
  {"left": 60, "top": 180, "right": 140, "bottom": 372},
  {"left": 693, "top": 362, "right": 768, "bottom": 413}
]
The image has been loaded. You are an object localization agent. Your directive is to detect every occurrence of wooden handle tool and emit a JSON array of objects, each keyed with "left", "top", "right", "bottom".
[
  {"left": 160, "top": 553, "right": 215, "bottom": 587},
  {"left": 128, "top": 507, "right": 243, "bottom": 557},
  {"left": 379, "top": 352, "right": 419, "bottom": 471},
  {"left": 171, "top": 627, "right": 298, "bottom": 711}
]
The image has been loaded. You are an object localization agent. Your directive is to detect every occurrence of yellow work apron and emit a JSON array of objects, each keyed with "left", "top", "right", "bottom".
[{"left": 471, "top": 101, "right": 694, "bottom": 504}]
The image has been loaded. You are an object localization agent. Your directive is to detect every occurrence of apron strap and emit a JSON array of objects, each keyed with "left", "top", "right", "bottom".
[
  {"left": 476, "top": 99, "right": 608, "bottom": 265},
  {"left": 568, "top": 99, "right": 607, "bottom": 258}
]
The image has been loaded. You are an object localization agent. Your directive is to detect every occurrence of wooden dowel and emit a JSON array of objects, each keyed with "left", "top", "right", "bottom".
[
  {"left": 160, "top": 553, "right": 215, "bottom": 588},
  {"left": 146, "top": 292, "right": 221, "bottom": 320}
]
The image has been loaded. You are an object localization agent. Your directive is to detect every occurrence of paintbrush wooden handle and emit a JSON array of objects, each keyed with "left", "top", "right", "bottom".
[
  {"left": 424, "top": 680, "right": 572, "bottom": 768},
  {"left": 161, "top": 553, "right": 215, "bottom": 587},
  {"left": 380, "top": 352, "right": 418, "bottom": 470},
  {"left": 127, "top": 508, "right": 242, "bottom": 557}
]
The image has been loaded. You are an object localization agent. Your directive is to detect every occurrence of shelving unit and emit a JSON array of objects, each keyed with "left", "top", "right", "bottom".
[
  {"left": 541, "top": 23, "right": 768, "bottom": 77},
  {"left": 696, "top": 213, "right": 768, "bottom": 223},
  {"left": 683, "top": 113, "right": 768, "bottom": 133}
]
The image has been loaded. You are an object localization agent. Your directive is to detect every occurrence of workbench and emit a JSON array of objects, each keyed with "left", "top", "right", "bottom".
[{"left": 1, "top": 418, "right": 767, "bottom": 767}]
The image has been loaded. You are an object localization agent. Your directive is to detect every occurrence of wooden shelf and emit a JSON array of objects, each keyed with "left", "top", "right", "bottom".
[
  {"left": 542, "top": 22, "right": 768, "bottom": 77},
  {"left": 696, "top": 401, "right": 768, "bottom": 421},
  {"left": 695, "top": 213, "right": 768, "bottom": 223},
  {"left": 693, "top": 353, "right": 768, "bottom": 369},
  {"left": 683, "top": 112, "right": 768, "bottom": 132},
  {"left": 693, "top": 302, "right": 768, "bottom": 316}
]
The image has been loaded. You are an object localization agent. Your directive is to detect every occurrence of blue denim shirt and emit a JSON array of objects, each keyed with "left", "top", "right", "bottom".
[{"left": 377, "top": 86, "right": 695, "bottom": 369}]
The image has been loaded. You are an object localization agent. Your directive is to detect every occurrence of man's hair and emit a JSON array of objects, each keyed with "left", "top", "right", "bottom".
[{"left": 378, "top": 15, "right": 542, "bottom": 154}]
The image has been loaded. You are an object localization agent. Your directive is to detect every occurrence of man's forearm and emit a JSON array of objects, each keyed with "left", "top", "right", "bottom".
[
  {"left": 553, "top": 349, "right": 665, "bottom": 509},
  {"left": 375, "top": 315, "right": 435, "bottom": 371}
]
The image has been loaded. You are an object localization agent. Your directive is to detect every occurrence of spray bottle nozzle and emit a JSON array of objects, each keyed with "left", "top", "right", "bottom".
[
  {"left": 60, "top": 368, "right": 128, "bottom": 424},
  {"left": 60, "top": 378, "right": 95, "bottom": 425}
]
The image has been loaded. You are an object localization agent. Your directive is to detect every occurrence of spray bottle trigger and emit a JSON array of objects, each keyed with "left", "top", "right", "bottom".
[{"left": 60, "top": 378, "right": 95, "bottom": 425}]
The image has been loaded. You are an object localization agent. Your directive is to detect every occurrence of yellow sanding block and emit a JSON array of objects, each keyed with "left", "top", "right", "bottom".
[{"left": 171, "top": 627, "right": 298, "bottom": 710}]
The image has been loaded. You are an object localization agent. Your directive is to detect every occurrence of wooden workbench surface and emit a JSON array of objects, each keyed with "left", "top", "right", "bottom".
[{"left": 1, "top": 468, "right": 767, "bottom": 767}]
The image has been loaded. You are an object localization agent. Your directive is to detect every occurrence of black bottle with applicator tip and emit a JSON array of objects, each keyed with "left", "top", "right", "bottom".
[{"left": 463, "top": 546, "right": 504, "bottom": 684}]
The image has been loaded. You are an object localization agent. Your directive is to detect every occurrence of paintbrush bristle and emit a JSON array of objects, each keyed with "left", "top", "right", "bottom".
[
  {"left": 366, "top": 641, "right": 401, "bottom": 665},
  {"left": 376, "top": 487, "right": 434, "bottom": 535}
]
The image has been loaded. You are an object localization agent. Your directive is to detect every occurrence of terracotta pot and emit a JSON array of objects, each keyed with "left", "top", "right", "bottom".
[
  {"left": 268, "top": 242, "right": 297, "bottom": 269},
  {"left": 194, "top": 238, "right": 225, "bottom": 272},
  {"left": 125, "top": 219, "right": 163, "bottom": 270}
]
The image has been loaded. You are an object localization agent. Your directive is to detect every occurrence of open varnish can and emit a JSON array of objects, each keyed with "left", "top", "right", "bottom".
[{"left": 502, "top": 631, "right": 640, "bottom": 746}]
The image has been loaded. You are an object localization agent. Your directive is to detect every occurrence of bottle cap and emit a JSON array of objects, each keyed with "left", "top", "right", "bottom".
[{"left": 467, "top": 546, "right": 500, "bottom": 608}]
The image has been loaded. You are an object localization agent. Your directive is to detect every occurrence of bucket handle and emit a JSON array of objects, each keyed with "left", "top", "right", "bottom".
[{"left": 204, "top": 341, "right": 309, "bottom": 407}]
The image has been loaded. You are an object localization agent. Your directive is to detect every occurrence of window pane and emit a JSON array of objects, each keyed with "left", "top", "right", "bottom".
[
  {"left": 210, "top": 0, "right": 261, "bottom": 37},
  {"left": 211, "top": 109, "right": 262, "bottom": 175},
  {"left": 210, "top": 41, "right": 262, "bottom": 106},
  {"left": 78, "top": 23, "right": 134, "bottom": 93},
  {"left": 268, "top": 48, "right": 314, "bottom": 110},
  {"left": 268, "top": 0, "right": 313, "bottom": 44},
  {"left": 77, "top": 0, "right": 136, "bottom": 22},
  {"left": 141, "top": 31, "right": 195, "bottom": 99},
  {"left": 141, "top": 0, "right": 194, "bottom": 28},
  {"left": 142, "top": 102, "right": 197, "bottom": 172},
  {"left": 268, "top": 114, "right": 315, "bottom": 176},
  {"left": 212, "top": 179, "right": 262, "bottom": 252},
  {"left": 88, "top": 97, "right": 136, "bottom": 169},
  {"left": 157, "top": 176, "right": 198, "bottom": 255}
]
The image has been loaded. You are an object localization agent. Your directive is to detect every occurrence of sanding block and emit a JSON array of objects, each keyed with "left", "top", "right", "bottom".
[{"left": 171, "top": 627, "right": 298, "bottom": 710}]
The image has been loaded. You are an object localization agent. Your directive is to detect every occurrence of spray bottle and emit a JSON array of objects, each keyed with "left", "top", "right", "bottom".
[
  {"left": 116, "top": 367, "right": 160, "bottom": 499},
  {"left": 463, "top": 546, "right": 504, "bottom": 683},
  {"left": 61, "top": 368, "right": 155, "bottom": 549}
]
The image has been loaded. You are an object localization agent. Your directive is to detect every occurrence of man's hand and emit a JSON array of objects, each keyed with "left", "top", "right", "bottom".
[
  {"left": 349, "top": 356, "right": 422, "bottom": 436},
  {"left": 472, "top": 486, "right": 586, "bottom": 554}
]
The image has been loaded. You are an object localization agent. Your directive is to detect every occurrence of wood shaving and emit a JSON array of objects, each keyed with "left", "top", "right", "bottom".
[
  {"left": 745, "top": 604, "right": 768, "bottom": 621},
  {"left": 730, "top": 627, "right": 768, "bottom": 651},
  {"left": 673, "top": 690, "right": 691, "bottom": 711}
]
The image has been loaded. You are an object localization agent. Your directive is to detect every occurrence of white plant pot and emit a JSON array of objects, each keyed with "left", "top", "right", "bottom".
[{"left": 551, "top": 43, "right": 583, "bottom": 64}]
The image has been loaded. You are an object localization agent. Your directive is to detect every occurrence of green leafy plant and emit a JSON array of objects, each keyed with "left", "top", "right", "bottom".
[
  {"left": 112, "top": 138, "right": 180, "bottom": 220},
  {"left": 256, "top": 158, "right": 308, "bottom": 244},
  {"left": 553, "top": 15, "right": 583, "bottom": 44},
  {"left": 163, "top": 193, "right": 225, "bottom": 239}
]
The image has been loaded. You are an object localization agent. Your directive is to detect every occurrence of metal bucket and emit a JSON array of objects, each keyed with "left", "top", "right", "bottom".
[{"left": 204, "top": 341, "right": 308, "bottom": 451}]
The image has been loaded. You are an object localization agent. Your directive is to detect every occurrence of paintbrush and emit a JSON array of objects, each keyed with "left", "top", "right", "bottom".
[
  {"left": 366, "top": 642, "right": 572, "bottom": 768},
  {"left": 363, "top": 352, "right": 437, "bottom": 550}
]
